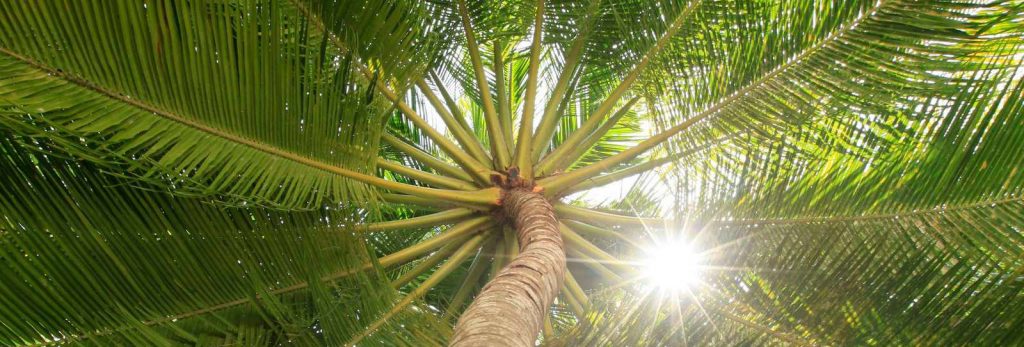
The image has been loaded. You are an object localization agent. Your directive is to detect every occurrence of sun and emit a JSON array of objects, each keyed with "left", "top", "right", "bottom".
[{"left": 641, "top": 239, "right": 704, "bottom": 292}]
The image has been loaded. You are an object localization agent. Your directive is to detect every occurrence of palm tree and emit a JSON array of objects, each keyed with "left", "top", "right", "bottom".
[{"left": 1, "top": 0, "right": 1023, "bottom": 345}]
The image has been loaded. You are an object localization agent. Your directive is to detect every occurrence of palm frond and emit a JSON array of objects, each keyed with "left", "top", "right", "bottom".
[
  {"left": 0, "top": 133, "right": 399, "bottom": 345},
  {"left": 2, "top": 0, "right": 1023, "bottom": 345},
  {"left": 563, "top": 0, "right": 1023, "bottom": 217},
  {"left": 0, "top": 0, "right": 417, "bottom": 209},
  {"left": 704, "top": 198, "right": 1024, "bottom": 345}
]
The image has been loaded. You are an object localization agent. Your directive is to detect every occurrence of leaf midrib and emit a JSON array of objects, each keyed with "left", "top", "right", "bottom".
[
  {"left": 0, "top": 45, "right": 383, "bottom": 188},
  {"left": 676, "top": 0, "right": 888, "bottom": 130},
  {"left": 721, "top": 195, "right": 1023, "bottom": 226}
]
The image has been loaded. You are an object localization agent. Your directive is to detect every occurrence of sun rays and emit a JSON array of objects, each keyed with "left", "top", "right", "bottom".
[{"left": 641, "top": 239, "right": 704, "bottom": 293}]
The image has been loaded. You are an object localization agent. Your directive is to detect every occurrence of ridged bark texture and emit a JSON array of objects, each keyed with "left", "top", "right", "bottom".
[{"left": 450, "top": 188, "right": 566, "bottom": 346}]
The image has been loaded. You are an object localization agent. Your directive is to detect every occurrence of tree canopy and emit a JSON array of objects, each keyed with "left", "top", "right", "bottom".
[{"left": 1, "top": 0, "right": 1023, "bottom": 345}]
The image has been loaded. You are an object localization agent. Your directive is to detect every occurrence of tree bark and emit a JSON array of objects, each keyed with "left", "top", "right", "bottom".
[{"left": 450, "top": 188, "right": 566, "bottom": 346}]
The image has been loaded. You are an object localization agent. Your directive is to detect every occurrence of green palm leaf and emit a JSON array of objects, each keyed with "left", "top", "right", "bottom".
[
  {"left": 0, "top": 0, "right": 448, "bottom": 209},
  {"left": 1, "top": 0, "right": 1023, "bottom": 345}
]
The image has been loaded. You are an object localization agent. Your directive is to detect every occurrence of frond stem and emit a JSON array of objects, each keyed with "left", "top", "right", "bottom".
[
  {"left": 348, "top": 233, "right": 488, "bottom": 345},
  {"left": 515, "top": 0, "right": 545, "bottom": 178},
  {"left": 373, "top": 80, "right": 495, "bottom": 184},
  {"left": 532, "top": 0, "right": 604, "bottom": 161},
  {"left": 381, "top": 133, "right": 473, "bottom": 182},
  {"left": 565, "top": 268, "right": 590, "bottom": 308},
  {"left": 566, "top": 247, "right": 623, "bottom": 284},
  {"left": 362, "top": 208, "right": 476, "bottom": 232},
  {"left": 391, "top": 242, "right": 461, "bottom": 289},
  {"left": 489, "top": 229, "right": 509, "bottom": 278},
  {"left": 444, "top": 236, "right": 499, "bottom": 321},
  {"left": 381, "top": 193, "right": 457, "bottom": 209},
  {"left": 369, "top": 217, "right": 493, "bottom": 268},
  {"left": 415, "top": 79, "right": 492, "bottom": 163},
  {"left": 429, "top": 71, "right": 476, "bottom": 134},
  {"left": 560, "top": 283, "right": 587, "bottom": 319},
  {"left": 377, "top": 158, "right": 478, "bottom": 190},
  {"left": 555, "top": 204, "right": 664, "bottom": 228},
  {"left": 563, "top": 219, "right": 642, "bottom": 249},
  {"left": 456, "top": 0, "right": 512, "bottom": 167},
  {"left": 494, "top": 41, "right": 515, "bottom": 154},
  {"left": 538, "top": 1, "right": 702, "bottom": 169},
  {"left": 539, "top": 96, "right": 640, "bottom": 174},
  {"left": 560, "top": 222, "right": 635, "bottom": 275},
  {"left": 559, "top": 132, "right": 736, "bottom": 196}
]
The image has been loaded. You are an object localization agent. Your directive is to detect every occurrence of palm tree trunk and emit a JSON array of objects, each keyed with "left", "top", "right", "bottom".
[{"left": 450, "top": 188, "right": 566, "bottom": 346}]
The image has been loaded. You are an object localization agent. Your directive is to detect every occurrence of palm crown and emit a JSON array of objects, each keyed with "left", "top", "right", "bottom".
[{"left": 1, "top": 0, "right": 1023, "bottom": 345}]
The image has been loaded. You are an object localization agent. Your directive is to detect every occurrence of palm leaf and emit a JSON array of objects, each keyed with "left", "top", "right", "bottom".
[
  {"left": 0, "top": 0, "right": 447, "bottom": 209},
  {"left": 0, "top": 133, "right": 406, "bottom": 345},
  {"left": 1, "top": 0, "right": 1023, "bottom": 345}
]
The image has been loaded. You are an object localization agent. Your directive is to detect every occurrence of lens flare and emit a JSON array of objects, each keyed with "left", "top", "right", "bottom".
[{"left": 642, "top": 240, "right": 703, "bottom": 292}]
